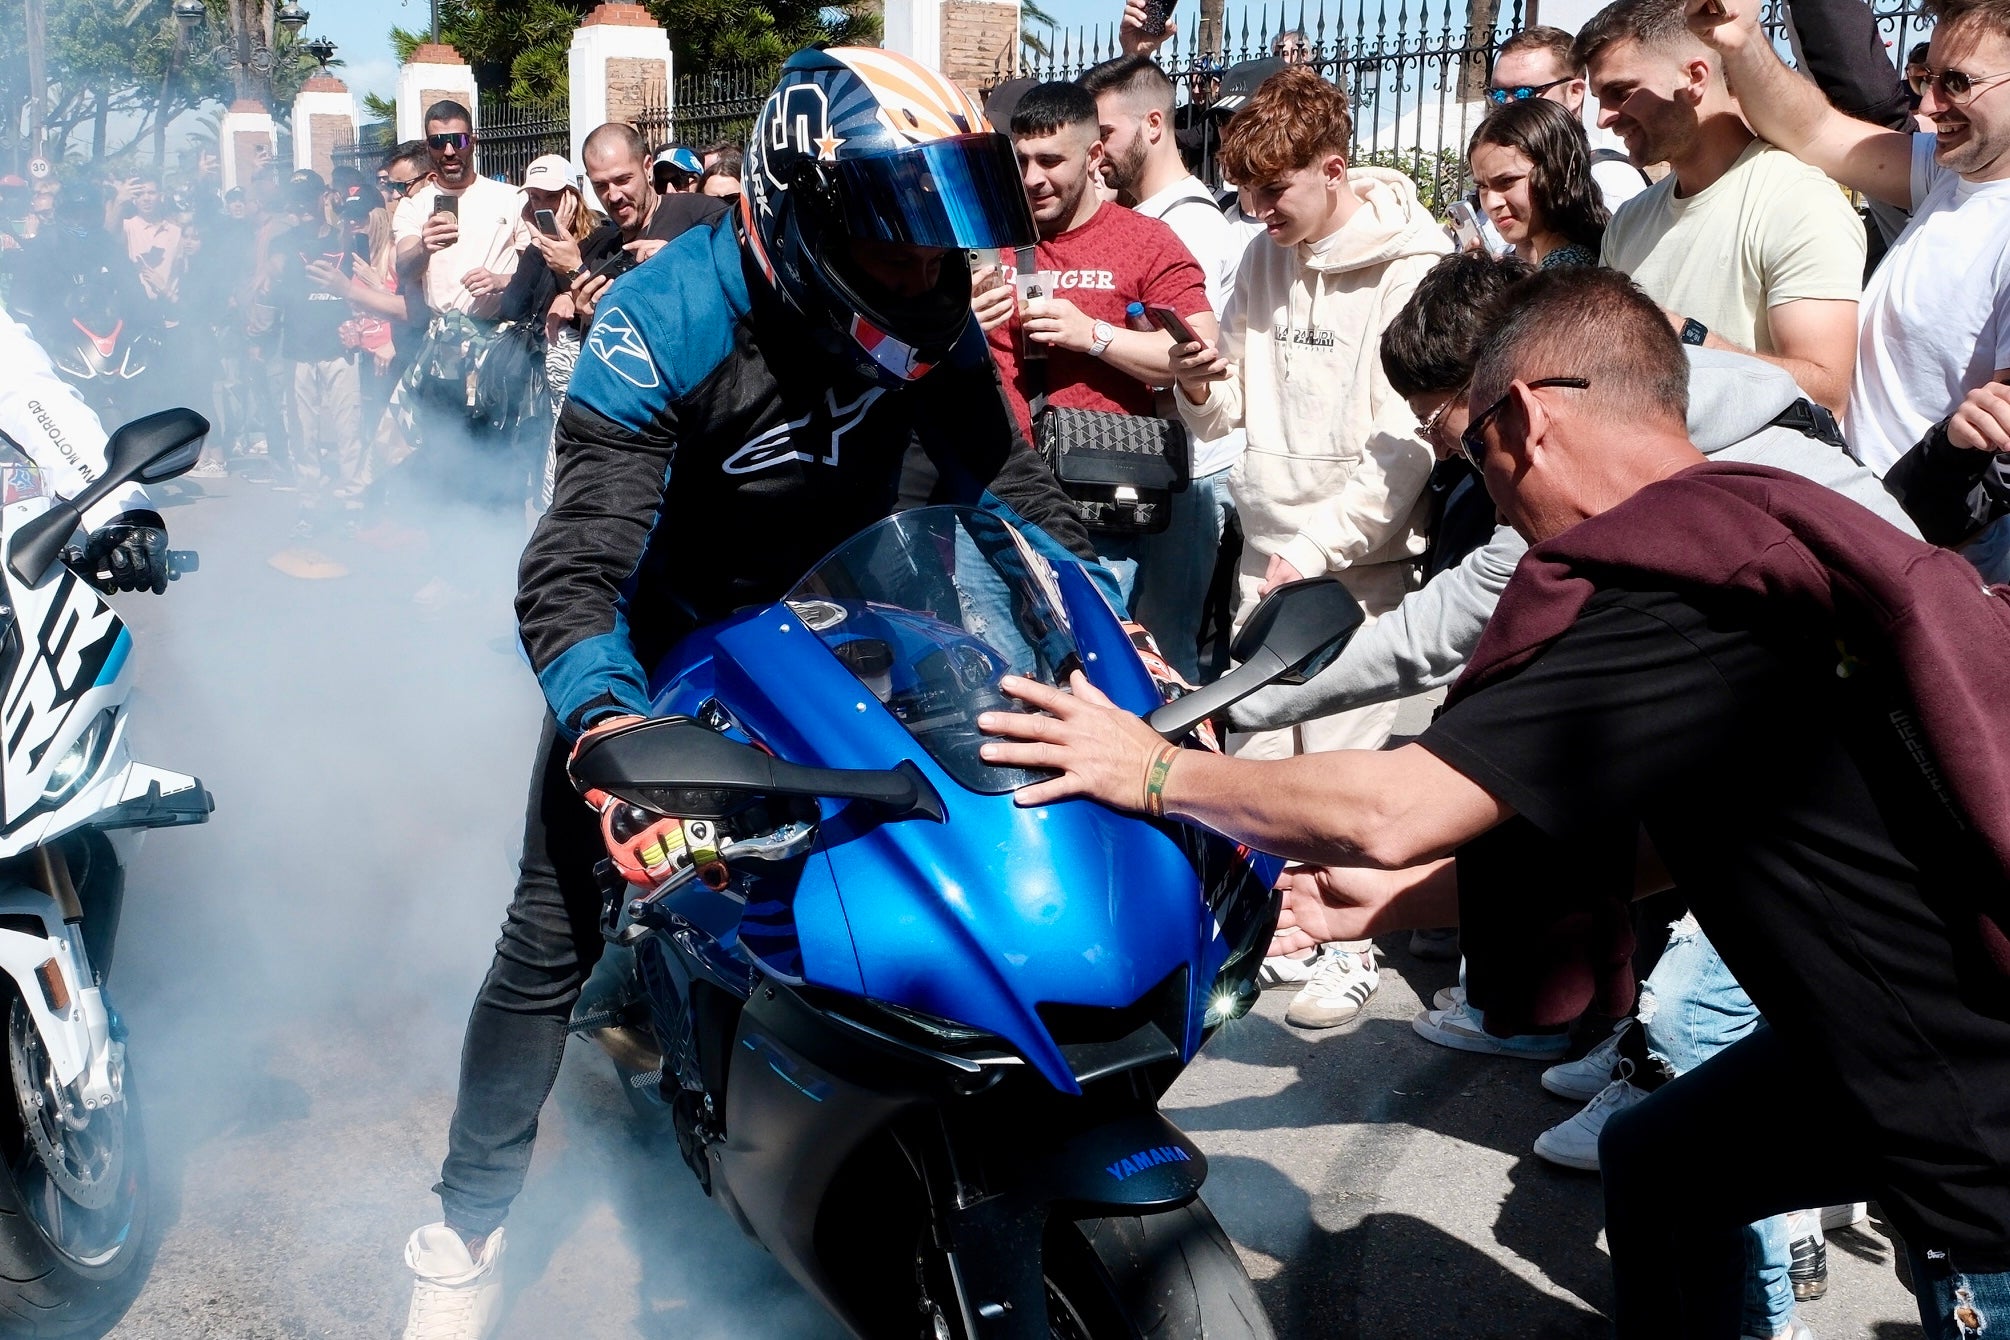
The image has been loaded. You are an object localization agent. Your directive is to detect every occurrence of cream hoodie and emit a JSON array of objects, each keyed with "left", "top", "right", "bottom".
[{"left": 1180, "top": 167, "right": 1450, "bottom": 586}]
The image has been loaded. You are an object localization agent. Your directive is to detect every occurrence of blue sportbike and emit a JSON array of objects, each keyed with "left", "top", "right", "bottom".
[{"left": 569, "top": 505, "right": 1361, "bottom": 1340}]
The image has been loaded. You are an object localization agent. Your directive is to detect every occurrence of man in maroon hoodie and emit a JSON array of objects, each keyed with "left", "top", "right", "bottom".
[{"left": 977, "top": 265, "right": 2010, "bottom": 1339}]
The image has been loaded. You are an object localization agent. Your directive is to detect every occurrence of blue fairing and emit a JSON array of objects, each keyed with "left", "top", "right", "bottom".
[{"left": 643, "top": 515, "right": 1270, "bottom": 1094}]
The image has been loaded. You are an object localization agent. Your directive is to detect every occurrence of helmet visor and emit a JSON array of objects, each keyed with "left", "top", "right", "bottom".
[{"left": 832, "top": 133, "right": 1035, "bottom": 251}]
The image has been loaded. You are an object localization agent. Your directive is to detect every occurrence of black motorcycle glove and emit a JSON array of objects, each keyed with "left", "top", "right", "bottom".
[{"left": 82, "top": 510, "right": 169, "bottom": 595}]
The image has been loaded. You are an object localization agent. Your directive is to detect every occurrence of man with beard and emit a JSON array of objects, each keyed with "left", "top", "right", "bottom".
[
  {"left": 1579, "top": 0, "right": 1863, "bottom": 416},
  {"left": 1078, "top": 54, "right": 1250, "bottom": 683},
  {"left": 1685, "top": 0, "right": 2010, "bottom": 530},
  {"left": 980, "top": 82, "right": 1214, "bottom": 650},
  {"left": 391, "top": 100, "right": 527, "bottom": 500}
]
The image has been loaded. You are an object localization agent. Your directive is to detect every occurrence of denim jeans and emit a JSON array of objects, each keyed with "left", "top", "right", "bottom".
[
  {"left": 1637, "top": 916, "right": 1793, "bottom": 1337},
  {"left": 1964, "top": 513, "right": 2010, "bottom": 586},
  {"left": 1096, "top": 467, "right": 1235, "bottom": 683},
  {"left": 1909, "top": 1243, "right": 2010, "bottom": 1340},
  {"left": 436, "top": 714, "right": 609, "bottom": 1236}
]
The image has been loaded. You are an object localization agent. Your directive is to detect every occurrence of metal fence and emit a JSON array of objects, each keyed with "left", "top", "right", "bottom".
[
  {"left": 1017, "top": 0, "right": 1933, "bottom": 198},
  {"left": 476, "top": 90, "right": 570, "bottom": 185},
  {"left": 635, "top": 64, "right": 778, "bottom": 158},
  {"left": 329, "top": 124, "right": 393, "bottom": 181}
]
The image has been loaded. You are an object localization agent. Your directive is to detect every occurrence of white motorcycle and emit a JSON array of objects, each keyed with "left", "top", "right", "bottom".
[{"left": 0, "top": 408, "right": 209, "bottom": 1336}]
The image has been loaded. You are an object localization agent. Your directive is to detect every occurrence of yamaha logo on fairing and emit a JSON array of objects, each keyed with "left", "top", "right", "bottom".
[
  {"left": 1106, "top": 1145, "right": 1193, "bottom": 1181},
  {"left": 5, "top": 573, "right": 121, "bottom": 771},
  {"left": 586, "top": 307, "right": 660, "bottom": 390}
]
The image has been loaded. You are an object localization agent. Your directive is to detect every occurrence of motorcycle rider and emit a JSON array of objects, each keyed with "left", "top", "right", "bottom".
[
  {"left": 401, "top": 48, "right": 1105, "bottom": 1339},
  {"left": 0, "top": 307, "right": 172, "bottom": 592}
]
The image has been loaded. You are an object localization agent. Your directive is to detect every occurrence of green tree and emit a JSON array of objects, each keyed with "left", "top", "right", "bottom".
[{"left": 395, "top": 0, "right": 879, "bottom": 112}]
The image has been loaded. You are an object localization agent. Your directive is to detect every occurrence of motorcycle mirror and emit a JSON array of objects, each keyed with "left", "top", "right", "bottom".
[
  {"left": 570, "top": 717, "right": 947, "bottom": 823},
  {"left": 7, "top": 408, "right": 209, "bottom": 587},
  {"left": 1144, "top": 577, "right": 1364, "bottom": 742}
]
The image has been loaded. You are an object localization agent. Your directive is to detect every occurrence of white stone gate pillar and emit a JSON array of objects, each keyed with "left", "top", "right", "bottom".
[
  {"left": 397, "top": 43, "right": 478, "bottom": 144},
  {"left": 292, "top": 74, "right": 360, "bottom": 182}
]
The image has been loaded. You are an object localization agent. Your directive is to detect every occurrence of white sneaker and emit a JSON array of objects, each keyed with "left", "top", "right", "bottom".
[
  {"left": 1285, "top": 944, "right": 1380, "bottom": 1029},
  {"left": 1819, "top": 1203, "right": 1866, "bottom": 1231},
  {"left": 1541, "top": 1018, "right": 1635, "bottom": 1102},
  {"left": 1741, "top": 1320, "right": 1815, "bottom": 1340},
  {"left": 403, "top": 1223, "right": 505, "bottom": 1340},
  {"left": 1257, "top": 945, "right": 1328, "bottom": 990},
  {"left": 1532, "top": 1069, "right": 1648, "bottom": 1171},
  {"left": 1433, "top": 984, "right": 1464, "bottom": 1011},
  {"left": 1412, "top": 1000, "right": 1569, "bottom": 1059}
]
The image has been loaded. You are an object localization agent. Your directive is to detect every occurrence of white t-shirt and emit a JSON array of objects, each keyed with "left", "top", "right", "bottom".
[
  {"left": 1590, "top": 155, "right": 1649, "bottom": 216},
  {"left": 1848, "top": 133, "right": 2010, "bottom": 475},
  {"left": 1135, "top": 175, "right": 1251, "bottom": 477},
  {"left": 393, "top": 175, "right": 526, "bottom": 319},
  {"left": 1602, "top": 139, "right": 1864, "bottom": 355}
]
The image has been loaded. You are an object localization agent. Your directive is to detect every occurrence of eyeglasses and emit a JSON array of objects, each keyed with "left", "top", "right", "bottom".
[
  {"left": 1907, "top": 65, "right": 2010, "bottom": 104},
  {"left": 1418, "top": 394, "right": 1461, "bottom": 453},
  {"left": 1460, "top": 377, "right": 1589, "bottom": 467},
  {"left": 1485, "top": 77, "right": 1574, "bottom": 105},
  {"left": 426, "top": 132, "right": 472, "bottom": 151}
]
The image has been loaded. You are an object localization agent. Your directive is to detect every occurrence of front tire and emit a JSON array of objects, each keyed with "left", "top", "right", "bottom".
[
  {"left": 1061, "top": 1201, "right": 1275, "bottom": 1340},
  {"left": 0, "top": 993, "right": 149, "bottom": 1337}
]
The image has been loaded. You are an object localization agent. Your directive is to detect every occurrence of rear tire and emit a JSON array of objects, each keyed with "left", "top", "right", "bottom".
[
  {"left": 0, "top": 993, "right": 149, "bottom": 1338},
  {"left": 1062, "top": 1200, "right": 1275, "bottom": 1340}
]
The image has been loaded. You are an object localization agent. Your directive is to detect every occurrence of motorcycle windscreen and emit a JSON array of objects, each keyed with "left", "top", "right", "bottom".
[{"left": 784, "top": 505, "right": 1079, "bottom": 795}]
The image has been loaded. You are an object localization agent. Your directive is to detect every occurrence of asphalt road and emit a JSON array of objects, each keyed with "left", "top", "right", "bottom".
[{"left": 88, "top": 470, "right": 1926, "bottom": 1339}]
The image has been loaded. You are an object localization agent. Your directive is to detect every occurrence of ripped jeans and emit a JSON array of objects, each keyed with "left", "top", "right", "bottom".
[{"left": 1636, "top": 915, "right": 1794, "bottom": 1338}]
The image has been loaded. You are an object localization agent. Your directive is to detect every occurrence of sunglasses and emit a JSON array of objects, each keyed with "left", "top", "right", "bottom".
[
  {"left": 386, "top": 177, "right": 425, "bottom": 196},
  {"left": 1460, "top": 377, "right": 1589, "bottom": 467},
  {"left": 1485, "top": 76, "right": 1574, "bottom": 105},
  {"left": 426, "top": 132, "right": 472, "bottom": 151},
  {"left": 1907, "top": 65, "right": 2010, "bottom": 104}
]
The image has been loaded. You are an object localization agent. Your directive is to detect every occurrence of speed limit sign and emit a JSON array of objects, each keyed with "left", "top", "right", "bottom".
[{"left": 25, "top": 158, "right": 50, "bottom": 181}]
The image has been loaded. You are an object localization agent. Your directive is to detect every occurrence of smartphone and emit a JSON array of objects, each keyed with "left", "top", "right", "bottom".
[
  {"left": 1149, "top": 304, "right": 1201, "bottom": 347},
  {"left": 433, "top": 193, "right": 459, "bottom": 219},
  {"left": 589, "top": 249, "right": 639, "bottom": 283},
  {"left": 1450, "top": 199, "right": 1514, "bottom": 257},
  {"left": 1136, "top": 0, "right": 1174, "bottom": 37},
  {"left": 534, "top": 208, "right": 560, "bottom": 238}
]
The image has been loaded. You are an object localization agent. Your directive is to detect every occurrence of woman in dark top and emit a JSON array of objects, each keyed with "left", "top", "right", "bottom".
[{"left": 1467, "top": 98, "right": 1610, "bottom": 270}]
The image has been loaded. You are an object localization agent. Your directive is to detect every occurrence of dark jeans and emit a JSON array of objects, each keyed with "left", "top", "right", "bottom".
[
  {"left": 1601, "top": 1024, "right": 2010, "bottom": 1340},
  {"left": 437, "top": 714, "right": 607, "bottom": 1236}
]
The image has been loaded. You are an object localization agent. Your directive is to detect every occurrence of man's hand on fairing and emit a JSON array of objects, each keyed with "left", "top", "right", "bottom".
[{"left": 978, "top": 672, "right": 1166, "bottom": 810}]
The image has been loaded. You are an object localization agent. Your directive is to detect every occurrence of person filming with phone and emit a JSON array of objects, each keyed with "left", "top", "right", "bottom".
[{"left": 390, "top": 100, "right": 531, "bottom": 498}]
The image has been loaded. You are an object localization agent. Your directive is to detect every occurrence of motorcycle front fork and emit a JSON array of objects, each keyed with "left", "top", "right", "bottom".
[{"left": 28, "top": 845, "right": 121, "bottom": 1112}]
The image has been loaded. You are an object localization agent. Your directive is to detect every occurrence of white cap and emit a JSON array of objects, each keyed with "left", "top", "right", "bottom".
[{"left": 522, "top": 155, "right": 573, "bottom": 191}]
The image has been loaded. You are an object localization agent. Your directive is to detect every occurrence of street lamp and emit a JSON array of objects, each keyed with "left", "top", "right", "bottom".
[
  {"left": 302, "top": 36, "right": 337, "bottom": 73},
  {"left": 174, "top": 1, "right": 314, "bottom": 76}
]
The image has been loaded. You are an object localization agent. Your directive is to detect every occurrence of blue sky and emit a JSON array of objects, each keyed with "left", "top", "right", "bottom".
[{"left": 327, "top": 0, "right": 1122, "bottom": 107}]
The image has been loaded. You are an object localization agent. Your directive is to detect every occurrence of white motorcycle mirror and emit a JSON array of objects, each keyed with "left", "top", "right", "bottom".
[{"left": 7, "top": 407, "right": 209, "bottom": 587}]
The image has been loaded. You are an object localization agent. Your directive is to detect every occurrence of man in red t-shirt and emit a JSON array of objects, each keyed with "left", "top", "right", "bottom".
[{"left": 976, "top": 81, "right": 1214, "bottom": 441}]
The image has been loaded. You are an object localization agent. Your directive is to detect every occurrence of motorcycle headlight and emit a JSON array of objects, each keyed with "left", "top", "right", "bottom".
[
  {"left": 1201, "top": 881, "right": 1284, "bottom": 1029},
  {"left": 42, "top": 710, "right": 113, "bottom": 806}
]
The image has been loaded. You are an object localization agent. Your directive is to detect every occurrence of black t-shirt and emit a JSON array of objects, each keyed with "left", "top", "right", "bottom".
[
  {"left": 1421, "top": 584, "right": 2010, "bottom": 1267},
  {"left": 502, "top": 195, "right": 730, "bottom": 327},
  {"left": 272, "top": 221, "right": 350, "bottom": 363}
]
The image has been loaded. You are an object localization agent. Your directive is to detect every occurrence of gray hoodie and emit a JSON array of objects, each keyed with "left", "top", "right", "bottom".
[{"left": 1232, "top": 347, "right": 1921, "bottom": 730}]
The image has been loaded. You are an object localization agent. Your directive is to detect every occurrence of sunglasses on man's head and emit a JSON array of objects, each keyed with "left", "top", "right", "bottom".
[
  {"left": 1907, "top": 65, "right": 2010, "bottom": 104},
  {"left": 427, "top": 132, "right": 472, "bottom": 151},
  {"left": 1485, "top": 76, "right": 1574, "bottom": 105}
]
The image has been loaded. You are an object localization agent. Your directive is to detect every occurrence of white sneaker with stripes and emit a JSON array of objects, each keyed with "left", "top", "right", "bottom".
[{"left": 1286, "top": 944, "right": 1380, "bottom": 1029}]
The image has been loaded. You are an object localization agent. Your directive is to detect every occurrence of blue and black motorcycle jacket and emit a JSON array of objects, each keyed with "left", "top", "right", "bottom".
[{"left": 518, "top": 214, "right": 1105, "bottom": 738}]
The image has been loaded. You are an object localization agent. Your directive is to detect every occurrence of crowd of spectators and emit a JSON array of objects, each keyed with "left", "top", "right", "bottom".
[
  {"left": 965, "top": 0, "right": 2010, "bottom": 1333},
  {"left": 0, "top": 110, "right": 732, "bottom": 551}
]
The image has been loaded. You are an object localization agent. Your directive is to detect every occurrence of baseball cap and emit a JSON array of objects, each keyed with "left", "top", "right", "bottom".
[
  {"left": 653, "top": 145, "right": 702, "bottom": 176},
  {"left": 522, "top": 154, "right": 573, "bottom": 191}
]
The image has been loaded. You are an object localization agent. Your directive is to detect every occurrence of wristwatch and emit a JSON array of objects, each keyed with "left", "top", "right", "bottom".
[
  {"left": 1680, "top": 317, "right": 1709, "bottom": 347},
  {"left": 1087, "top": 320, "right": 1115, "bottom": 358}
]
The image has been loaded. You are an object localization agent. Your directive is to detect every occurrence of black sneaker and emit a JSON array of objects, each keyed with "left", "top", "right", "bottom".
[{"left": 1789, "top": 1230, "right": 1828, "bottom": 1302}]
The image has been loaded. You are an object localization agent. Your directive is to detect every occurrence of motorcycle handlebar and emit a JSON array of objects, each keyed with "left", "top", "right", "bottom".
[{"left": 57, "top": 545, "right": 199, "bottom": 585}]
